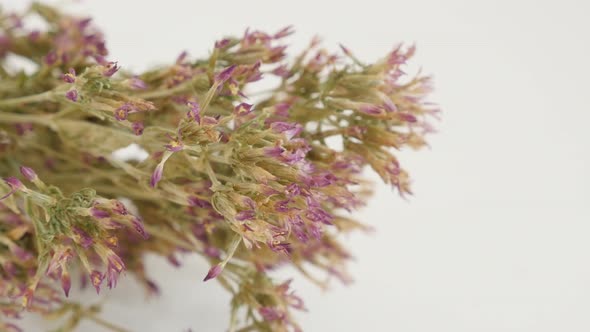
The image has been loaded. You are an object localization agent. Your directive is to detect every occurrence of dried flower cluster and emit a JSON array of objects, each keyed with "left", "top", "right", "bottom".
[{"left": 0, "top": 3, "right": 438, "bottom": 331}]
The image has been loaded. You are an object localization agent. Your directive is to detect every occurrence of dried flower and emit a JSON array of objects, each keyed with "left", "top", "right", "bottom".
[{"left": 0, "top": 3, "right": 438, "bottom": 332}]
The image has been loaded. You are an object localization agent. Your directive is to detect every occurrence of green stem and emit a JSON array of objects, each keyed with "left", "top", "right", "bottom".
[
  {"left": 0, "top": 111, "right": 54, "bottom": 126},
  {"left": 85, "top": 313, "right": 131, "bottom": 332},
  {"left": 0, "top": 90, "right": 55, "bottom": 107}
]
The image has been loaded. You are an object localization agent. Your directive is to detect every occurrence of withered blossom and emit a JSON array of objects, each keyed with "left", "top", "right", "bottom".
[{"left": 0, "top": 3, "right": 438, "bottom": 332}]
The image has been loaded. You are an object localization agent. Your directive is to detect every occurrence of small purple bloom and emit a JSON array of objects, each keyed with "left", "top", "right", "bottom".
[
  {"left": 214, "top": 39, "right": 230, "bottom": 49},
  {"left": 131, "top": 217, "right": 149, "bottom": 239},
  {"left": 90, "top": 207, "right": 110, "bottom": 219},
  {"left": 398, "top": 113, "right": 417, "bottom": 123},
  {"left": 61, "top": 272, "right": 72, "bottom": 297},
  {"left": 72, "top": 227, "right": 93, "bottom": 248},
  {"left": 129, "top": 77, "right": 147, "bottom": 90},
  {"left": 90, "top": 270, "right": 104, "bottom": 294},
  {"left": 215, "top": 65, "right": 236, "bottom": 84},
  {"left": 236, "top": 210, "right": 256, "bottom": 221},
  {"left": 359, "top": 104, "right": 383, "bottom": 116},
  {"left": 234, "top": 103, "right": 253, "bottom": 116},
  {"left": 259, "top": 307, "right": 285, "bottom": 321},
  {"left": 114, "top": 103, "right": 132, "bottom": 121},
  {"left": 270, "top": 122, "right": 302, "bottom": 140},
  {"left": 165, "top": 138, "right": 184, "bottom": 152},
  {"left": 132, "top": 121, "right": 144, "bottom": 135},
  {"left": 273, "top": 26, "right": 294, "bottom": 39},
  {"left": 188, "top": 196, "right": 211, "bottom": 208},
  {"left": 44, "top": 51, "right": 57, "bottom": 65},
  {"left": 187, "top": 101, "right": 201, "bottom": 122},
  {"left": 285, "top": 183, "right": 300, "bottom": 198},
  {"left": 271, "top": 65, "right": 290, "bottom": 78},
  {"left": 106, "top": 253, "right": 125, "bottom": 289},
  {"left": 150, "top": 164, "right": 163, "bottom": 188},
  {"left": 203, "top": 264, "right": 223, "bottom": 282},
  {"left": 61, "top": 68, "right": 76, "bottom": 83},
  {"left": 103, "top": 61, "right": 119, "bottom": 77},
  {"left": 19, "top": 166, "right": 37, "bottom": 181},
  {"left": 264, "top": 145, "right": 286, "bottom": 158},
  {"left": 65, "top": 89, "right": 78, "bottom": 102},
  {"left": 3, "top": 177, "right": 23, "bottom": 191}
]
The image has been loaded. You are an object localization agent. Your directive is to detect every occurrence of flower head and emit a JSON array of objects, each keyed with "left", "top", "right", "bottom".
[{"left": 65, "top": 89, "right": 78, "bottom": 102}]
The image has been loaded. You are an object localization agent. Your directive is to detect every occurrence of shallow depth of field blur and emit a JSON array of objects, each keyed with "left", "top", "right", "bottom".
[{"left": 4, "top": 0, "right": 590, "bottom": 331}]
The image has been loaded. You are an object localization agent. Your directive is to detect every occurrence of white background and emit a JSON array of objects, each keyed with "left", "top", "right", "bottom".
[{"left": 5, "top": 0, "right": 590, "bottom": 331}]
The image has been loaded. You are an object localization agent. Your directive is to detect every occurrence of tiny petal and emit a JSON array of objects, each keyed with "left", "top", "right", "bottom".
[
  {"left": 270, "top": 121, "right": 303, "bottom": 140},
  {"left": 236, "top": 210, "right": 256, "bottom": 221},
  {"left": 150, "top": 164, "right": 163, "bottom": 188},
  {"left": 90, "top": 270, "right": 103, "bottom": 294},
  {"left": 61, "top": 271, "right": 72, "bottom": 297},
  {"left": 131, "top": 217, "right": 149, "bottom": 239},
  {"left": 186, "top": 101, "right": 201, "bottom": 122},
  {"left": 215, "top": 65, "right": 236, "bottom": 84},
  {"left": 203, "top": 264, "right": 223, "bottom": 282},
  {"left": 19, "top": 166, "right": 37, "bottom": 181},
  {"left": 90, "top": 207, "right": 110, "bottom": 219},
  {"left": 215, "top": 39, "right": 230, "bottom": 49}
]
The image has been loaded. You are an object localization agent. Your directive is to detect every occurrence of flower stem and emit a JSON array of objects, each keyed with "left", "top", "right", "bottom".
[{"left": 0, "top": 90, "right": 55, "bottom": 107}]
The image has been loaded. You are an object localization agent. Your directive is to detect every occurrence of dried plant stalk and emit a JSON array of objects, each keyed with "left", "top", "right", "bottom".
[{"left": 0, "top": 3, "right": 438, "bottom": 331}]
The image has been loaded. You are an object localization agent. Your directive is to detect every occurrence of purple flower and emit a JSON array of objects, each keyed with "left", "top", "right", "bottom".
[
  {"left": 61, "top": 68, "right": 76, "bottom": 83},
  {"left": 112, "top": 201, "right": 128, "bottom": 215},
  {"left": 273, "top": 26, "right": 294, "bottom": 39},
  {"left": 90, "top": 207, "right": 110, "bottom": 219},
  {"left": 214, "top": 38, "right": 230, "bottom": 49},
  {"left": 19, "top": 166, "right": 37, "bottom": 181},
  {"left": 65, "top": 89, "right": 78, "bottom": 102},
  {"left": 271, "top": 65, "right": 290, "bottom": 78},
  {"left": 188, "top": 196, "right": 211, "bottom": 208},
  {"left": 359, "top": 104, "right": 383, "bottom": 116},
  {"left": 150, "top": 164, "right": 164, "bottom": 188},
  {"left": 132, "top": 121, "right": 144, "bottom": 135},
  {"left": 128, "top": 77, "right": 147, "bottom": 90},
  {"left": 165, "top": 137, "right": 184, "bottom": 152},
  {"left": 270, "top": 122, "right": 302, "bottom": 140},
  {"left": 44, "top": 51, "right": 57, "bottom": 65},
  {"left": 215, "top": 65, "right": 236, "bottom": 84},
  {"left": 187, "top": 101, "right": 201, "bottom": 122},
  {"left": 398, "top": 113, "right": 417, "bottom": 123},
  {"left": 264, "top": 145, "right": 286, "bottom": 158},
  {"left": 203, "top": 264, "right": 223, "bottom": 282},
  {"left": 106, "top": 253, "right": 125, "bottom": 289},
  {"left": 1, "top": 177, "right": 24, "bottom": 200},
  {"left": 72, "top": 227, "right": 93, "bottom": 248},
  {"left": 305, "top": 207, "right": 333, "bottom": 225},
  {"left": 103, "top": 61, "right": 119, "bottom": 77},
  {"left": 131, "top": 217, "right": 149, "bottom": 239},
  {"left": 285, "top": 183, "right": 300, "bottom": 198},
  {"left": 259, "top": 307, "right": 285, "bottom": 321},
  {"left": 114, "top": 103, "right": 132, "bottom": 121},
  {"left": 61, "top": 272, "right": 72, "bottom": 297},
  {"left": 90, "top": 270, "right": 104, "bottom": 294},
  {"left": 236, "top": 210, "right": 256, "bottom": 221},
  {"left": 234, "top": 103, "right": 252, "bottom": 116}
]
